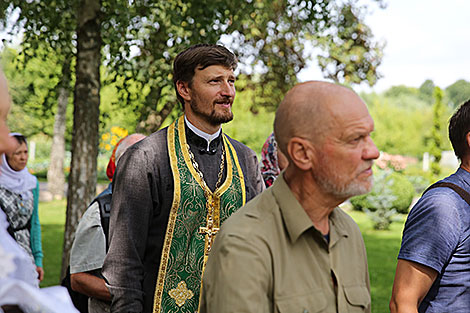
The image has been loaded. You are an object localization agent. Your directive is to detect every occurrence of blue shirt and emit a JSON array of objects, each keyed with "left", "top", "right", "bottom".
[{"left": 398, "top": 168, "right": 470, "bottom": 312}]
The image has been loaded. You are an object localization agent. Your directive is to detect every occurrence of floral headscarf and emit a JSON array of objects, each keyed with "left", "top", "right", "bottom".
[{"left": 260, "top": 133, "right": 280, "bottom": 188}]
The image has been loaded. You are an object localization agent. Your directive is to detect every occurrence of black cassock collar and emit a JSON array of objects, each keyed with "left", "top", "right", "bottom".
[{"left": 184, "top": 123, "right": 223, "bottom": 155}]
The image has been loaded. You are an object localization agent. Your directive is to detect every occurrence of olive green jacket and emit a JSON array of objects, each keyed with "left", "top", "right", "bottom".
[{"left": 201, "top": 173, "right": 371, "bottom": 313}]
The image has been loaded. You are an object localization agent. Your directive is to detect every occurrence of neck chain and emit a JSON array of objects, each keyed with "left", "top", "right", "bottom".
[
  {"left": 186, "top": 141, "right": 225, "bottom": 254},
  {"left": 186, "top": 142, "right": 225, "bottom": 196}
]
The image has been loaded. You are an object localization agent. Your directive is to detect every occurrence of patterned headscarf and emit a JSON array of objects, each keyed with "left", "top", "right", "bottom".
[{"left": 260, "top": 133, "right": 280, "bottom": 188}]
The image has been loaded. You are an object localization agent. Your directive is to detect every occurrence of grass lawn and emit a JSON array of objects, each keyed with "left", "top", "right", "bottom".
[
  {"left": 348, "top": 210, "right": 405, "bottom": 313},
  {"left": 38, "top": 200, "right": 405, "bottom": 312},
  {"left": 39, "top": 199, "right": 67, "bottom": 288}
]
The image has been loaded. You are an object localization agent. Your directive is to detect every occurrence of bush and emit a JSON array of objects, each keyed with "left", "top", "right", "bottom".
[
  {"left": 402, "top": 165, "right": 434, "bottom": 194},
  {"left": 351, "top": 170, "right": 415, "bottom": 215}
]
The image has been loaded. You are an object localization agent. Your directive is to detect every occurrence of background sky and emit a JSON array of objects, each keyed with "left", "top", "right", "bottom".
[{"left": 298, "top": 0, "right": 470, "bottom": 92}]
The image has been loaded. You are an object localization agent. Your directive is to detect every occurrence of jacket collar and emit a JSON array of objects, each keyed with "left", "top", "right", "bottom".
[{"left": 272, "top": 173, "right": 349, "bottom": 245}]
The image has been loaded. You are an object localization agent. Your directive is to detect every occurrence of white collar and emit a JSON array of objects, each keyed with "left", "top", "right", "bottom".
[{"left": 184, "top": 115, "right": 221, "bottom": 151}]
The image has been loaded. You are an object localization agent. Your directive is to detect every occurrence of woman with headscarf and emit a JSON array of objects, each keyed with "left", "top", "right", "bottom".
[
  {"left": 0, "top": 133, "right": 44, "bottom": 282},
  {"left": 260, "top": 132, "right": 288, "bottom": 188}
]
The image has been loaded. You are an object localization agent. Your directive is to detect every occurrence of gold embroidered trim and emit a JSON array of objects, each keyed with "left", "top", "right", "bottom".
[
  {"left": 153, "top": 119, "right": 181, "bottom": 313},
  {"left": 178, "top": 116, "right": 234, "bottom": 196},
  {"left": 153, "top": 116, "right": 246, "bottom": 313},
  {"left": 168, "top": 281, "right": 194, "bottom": 307},
  {"left": 224, "top": 135, "right": 246, "bottom": 206}
]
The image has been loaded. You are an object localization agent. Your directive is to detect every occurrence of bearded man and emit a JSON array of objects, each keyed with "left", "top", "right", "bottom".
[
  {"left": 101, "top": 44, "right": 264, "bottom": 313},
  {"left": 200, "top": 81, "right": 379, "bottom": 313}
]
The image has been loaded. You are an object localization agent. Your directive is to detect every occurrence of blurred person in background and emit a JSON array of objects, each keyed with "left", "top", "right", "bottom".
[
  {"left": 260, "top": 132, "right": 288, "bottom": 188},
  {"left": 0, "top": 133, "right": 44, "bottom": 282},
  {"left": 69, "top": 133, "right": 145, "bottom": 313},
  {"left": 0, "top": 70, "right": 78, "bottom": 313}
]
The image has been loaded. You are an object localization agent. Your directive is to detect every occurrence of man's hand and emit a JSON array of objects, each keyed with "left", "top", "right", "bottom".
[
  {"left": 390, "top": 259, "right": 438, "bottom": 313},
  {"left": 36, "top": 266, "right": 44, "bottom": 282}
]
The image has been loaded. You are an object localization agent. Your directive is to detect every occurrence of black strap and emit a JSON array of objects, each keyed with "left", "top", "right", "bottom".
[
  {"left": 423, "top": 182, "right": 470, "bottom": 206},
  {"left": 92, "top": 193, "right": 112, "bottom": 252}
]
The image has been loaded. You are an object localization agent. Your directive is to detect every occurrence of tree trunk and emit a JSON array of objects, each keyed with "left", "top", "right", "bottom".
[
  {"left": 46, "top": 58, "right": 71, "bottom": 200},
  {"left": 61, "top": 0, "right": 101, "bottom": 279}
]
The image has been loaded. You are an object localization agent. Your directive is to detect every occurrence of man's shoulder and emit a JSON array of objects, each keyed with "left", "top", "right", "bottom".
[
  {"left": 224, "top": 133, "right": 256, "bottom": 157},
  {"left": 133, "top": 127, "right": 168, "bottom": 151},
  {"left": 119, "top": 128, "right": 169, "bottom": 164},
  {"left": 415, "top": 171, "right": 470, "bottom": 215},
  {"left": 73, "top": 201, "right": 102, "bottom": 245},
  {"left": 77, "top": 201, "right": 101, "bottom": 230}
]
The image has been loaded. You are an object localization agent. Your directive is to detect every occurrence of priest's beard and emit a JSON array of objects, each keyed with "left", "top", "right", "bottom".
[{"left": 190, "top": 98, "right": 234, "bottom": 126}]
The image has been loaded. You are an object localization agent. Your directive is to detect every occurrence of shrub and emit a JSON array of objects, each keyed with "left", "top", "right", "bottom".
[
  {"left": 351, "top": 170, "right": 415, "bottom": 215},
  {"left": 402, "top": 165, "right": 434, "bottom": 194}
]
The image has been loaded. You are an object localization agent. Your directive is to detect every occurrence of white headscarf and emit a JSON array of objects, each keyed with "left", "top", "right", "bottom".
[{"left": 0, "top": 134, "right": 37, "bottom": 200}]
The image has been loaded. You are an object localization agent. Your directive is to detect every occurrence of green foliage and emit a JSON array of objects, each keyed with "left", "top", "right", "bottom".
[
  {"left": 418, "top": 79, "right": 435, "bottom": 103},
  {"left": 383, "top": 85, "right": 419, "bottom": 99},
  {"left": 366, "top": 93, "right": 433, "bottom": 157},
  {"left": 445, "top": 79, "right": 470, "bottom": 108},
  {"left": 362, "top": 82, "right": 453, "bottom": 158},
  {"left": 351, "top": 169, "right": 415, "bottom": 223},
  {"left": 223, "top": 86, "right": 276, "bottom": 155},
  {"left": 430, "top": 87, "right": 444, "bottom": 177},
  {"left": 315, "top": 3, "right": 383, "bottom": 86},
  {"left": 3, "top": 0, "right": 385, "bottom": 133},
  {"left": 402, "top": 165, "right": 434, "bottom": 194},
  {"left": 236, "top": 0, "right": 384, "bottom": 112},
  {"left": 0, "top": 48, "right": 74, "bottom": 138}
]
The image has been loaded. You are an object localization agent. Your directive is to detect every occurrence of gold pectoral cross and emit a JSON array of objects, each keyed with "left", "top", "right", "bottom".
[{"left": 199, "top": 217, "right": 220, "bottom": 256}]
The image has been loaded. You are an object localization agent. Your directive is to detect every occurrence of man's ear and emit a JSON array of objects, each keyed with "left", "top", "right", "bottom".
[
  {"left": 287, "top": 137, "right": 315, "bottom": 171},
  {"left": 465, "top": 132, "right": 470, "bottom": 153},
  {"left": 176, "top": 80, "right": 191, "bottom": 102}
]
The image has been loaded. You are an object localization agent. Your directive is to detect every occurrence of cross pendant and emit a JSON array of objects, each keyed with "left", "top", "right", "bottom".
[{"left": 199, "top": 218, "right": 220, "bottom": 255}]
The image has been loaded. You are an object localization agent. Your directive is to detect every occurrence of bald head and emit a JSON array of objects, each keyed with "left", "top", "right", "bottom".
[
  {"left": 115, "top": 133, "right": 146, "bottom": 165},
  {"left": 274, "top": 81, "right": 366, "bottom": 156}
]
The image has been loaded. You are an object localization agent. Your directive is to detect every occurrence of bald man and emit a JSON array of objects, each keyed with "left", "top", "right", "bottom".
[
  {"left": 70, "top": 133, "right": 146, "bottom": 313},
  {"left": 200, "top": 81, "right": 379, "bottom": 313}
]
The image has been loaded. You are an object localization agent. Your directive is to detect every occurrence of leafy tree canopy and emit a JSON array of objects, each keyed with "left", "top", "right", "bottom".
[
  {"left": 0, "top": 47, "right": 74, "bottom": 139},
  {"left": 445, "top": 79, "right": 470, "bottom": 108},
  {"left": 2, "top": 0, "right": 386, "bottom": 133},
  {"left": 418, "top": 79, "right": 435, "bottom": 103}
]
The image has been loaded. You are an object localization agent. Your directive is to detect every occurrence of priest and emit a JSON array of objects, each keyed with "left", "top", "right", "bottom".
[{"left": 102, "top": 44, "right": 265, "bottom": 313}]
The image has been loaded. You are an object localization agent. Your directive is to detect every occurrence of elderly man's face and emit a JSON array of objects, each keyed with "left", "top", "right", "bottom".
[
  {"left": 312, "top": 95, "right": 379, "bottom": 199},
  {"left": 0, "top": 75, "right": 19, "bottom": 156}
]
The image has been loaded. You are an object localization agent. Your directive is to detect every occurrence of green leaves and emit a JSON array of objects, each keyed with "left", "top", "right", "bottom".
[{"left": 2, "top": 0, "right": 385, "bottom": 132}]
